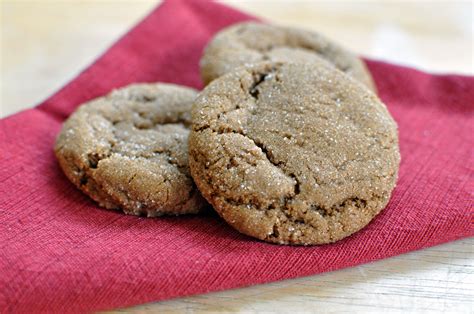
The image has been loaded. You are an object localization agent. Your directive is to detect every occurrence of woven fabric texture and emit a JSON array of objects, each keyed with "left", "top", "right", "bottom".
[{"left": 1, "top": 0, "right": 472, "bottom": 312}]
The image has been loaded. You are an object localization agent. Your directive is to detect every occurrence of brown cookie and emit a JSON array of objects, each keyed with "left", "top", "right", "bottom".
[
  {"left": 189, "top": 62, "right": 400, "bottom": 245},
  {"left": 200, "top": 22, "right": 376, "bottom": 91},
  {"left": 55, "top": 83, "right": 206, "bottom": 217}
]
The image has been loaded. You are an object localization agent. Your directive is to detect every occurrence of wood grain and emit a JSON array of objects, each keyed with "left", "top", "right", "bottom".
[
  {"left": 116, "top": 238, "right": 473, "bottom": 313},
  {"left": 1, "top": 1, "right": 472, "bottom": 312}
]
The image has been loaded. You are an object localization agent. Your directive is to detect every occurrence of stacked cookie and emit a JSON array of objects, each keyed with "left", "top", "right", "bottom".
[{"left": 56, "top": 22, "right": 400, "bottom": 245}]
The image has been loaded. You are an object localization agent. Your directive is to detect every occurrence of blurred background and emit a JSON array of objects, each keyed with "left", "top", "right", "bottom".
[
  {"left": 1, "top": 1, "right": 473, "bottom": 312},
  {"left": 1, "top": 0, "right": 472, "bottom": 118}
]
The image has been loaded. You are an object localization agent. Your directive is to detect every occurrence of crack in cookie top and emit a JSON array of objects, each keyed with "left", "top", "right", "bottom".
[
  {"left": 189, "top": 62, "right": 399, "bottom": 245},
  {"left": 55, "top": 83, "right": 206, "bottom": 217},
  {"left": 200, "top": 22, "right": 376, "bottom": 91}
]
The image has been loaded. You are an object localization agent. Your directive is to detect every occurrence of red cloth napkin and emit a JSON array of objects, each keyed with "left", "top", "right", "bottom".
[{"left": 1, "top": 0, "right": 472, "bottom": 312}]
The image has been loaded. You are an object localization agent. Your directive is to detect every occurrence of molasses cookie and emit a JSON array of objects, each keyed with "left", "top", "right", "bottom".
[
  {"left": 189, "top": 62, "right": 399, "bottom": 245},
  {"left": 55, "top": 83, "right": 206, "bottom": 217},
  {"left": 201, "top": 22, "right": 375, "bottom": 91}
]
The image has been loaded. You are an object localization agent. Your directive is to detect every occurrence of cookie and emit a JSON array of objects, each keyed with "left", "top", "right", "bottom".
[
  {"left": 55, "top": 83, "right": 207, "bottom": 217},
  {"left": 200, "top": 22, "right": 376, "bottom": 91},
  {"left": 189, "top": 62, "right": 399, "bottom": 245}
]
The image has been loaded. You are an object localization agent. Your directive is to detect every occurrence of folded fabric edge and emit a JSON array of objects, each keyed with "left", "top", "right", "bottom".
[
  {"left": 107, "top": 234, "right": 471, "bottom": 312},
  {"left": 2, "top": 0, "right": 472, "bottom": 123}
]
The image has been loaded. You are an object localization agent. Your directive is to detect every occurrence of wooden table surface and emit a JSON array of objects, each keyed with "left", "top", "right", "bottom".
[{"left": 1, "top": 1, "right": 473, "bottom": 313}]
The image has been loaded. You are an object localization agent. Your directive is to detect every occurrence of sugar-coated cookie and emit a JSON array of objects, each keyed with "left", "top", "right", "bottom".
[
  {"left": 55, "top": 83, "right": 206, "bottom": 216},
  {"left": 190, "top": 62, "right": 399, "bottom": 245},
  {"left": 201, "top": 22, "right": 376, "bottom": 91}
]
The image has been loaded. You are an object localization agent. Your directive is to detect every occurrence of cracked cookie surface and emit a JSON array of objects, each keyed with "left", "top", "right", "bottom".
[
  {"left": 189, "top": 62, "right": 400, "bottom": 245},
  {"left": 55, "top": 83, "right": 207, "bottom": 217},
  {"left": 200, "top": 22, "right": 376, "bottom": 92}
]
